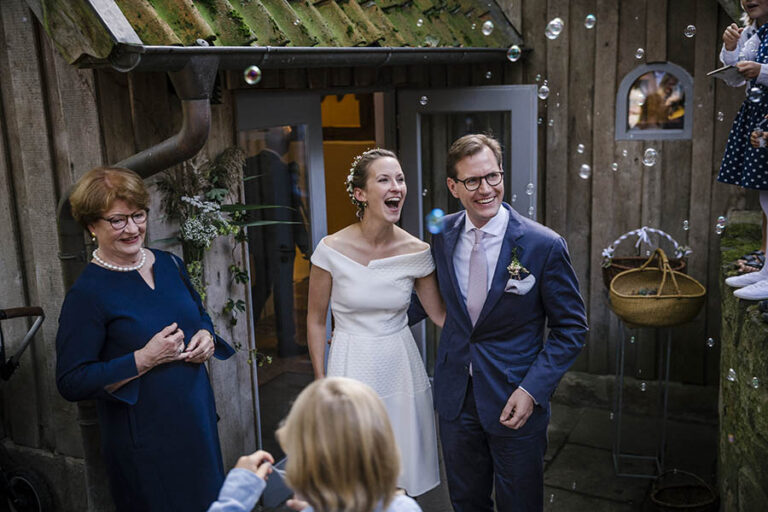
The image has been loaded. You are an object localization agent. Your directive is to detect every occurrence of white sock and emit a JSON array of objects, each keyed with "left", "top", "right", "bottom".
[{"left": 758, "top": 190, "right": 768, "bottom": 275}]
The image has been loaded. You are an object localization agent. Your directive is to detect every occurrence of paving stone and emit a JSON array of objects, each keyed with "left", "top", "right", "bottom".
[
  {"left": 569, "top": 406, "right": 662, "bottom": 455},
  {"left": 546, "top": 403, "right": 583, "bottom": 463},
  {"left": 544, "top": 444, "right": 650, "bottom": 505},
  {"left": 543, "top": 486, "right": 636, "bottom": 512}
]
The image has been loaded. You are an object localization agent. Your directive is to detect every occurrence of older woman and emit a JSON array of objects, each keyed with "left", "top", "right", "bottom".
[{"left": 56, "top": 166, "right": 235, "bottom": 511}]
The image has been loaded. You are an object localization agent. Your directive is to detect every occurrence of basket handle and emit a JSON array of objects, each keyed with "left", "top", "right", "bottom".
[
  {"left": 638, "top": 248, "right": 682, "bottom": 296},
  {"left": 602, "top": 226, "right": 691, "bottom": 260}
]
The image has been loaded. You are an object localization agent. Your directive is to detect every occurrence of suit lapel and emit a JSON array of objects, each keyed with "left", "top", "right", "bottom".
[
  {"left": 474, "top": 204, "right": 526, "bottom": 328},
  {"left": 442, "top": 213, "right": 472, "bottom": 325}
]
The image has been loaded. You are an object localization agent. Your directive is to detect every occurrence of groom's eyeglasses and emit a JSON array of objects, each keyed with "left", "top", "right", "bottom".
[{"left": 451, "top": 171, "right": 504, "bottom": 191}]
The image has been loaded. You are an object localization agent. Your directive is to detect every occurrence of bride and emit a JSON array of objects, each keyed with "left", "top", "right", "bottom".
[{"left": 307, "top": 148, "right": 445, "bottom": 496}]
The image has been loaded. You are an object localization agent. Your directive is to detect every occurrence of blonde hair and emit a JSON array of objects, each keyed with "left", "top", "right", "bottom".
[
  {"left": 69, "top": 167, "right": 149, "bottom": 230},
  {"left": 276, "top": 377, "right": 400, "bottom": 512}
]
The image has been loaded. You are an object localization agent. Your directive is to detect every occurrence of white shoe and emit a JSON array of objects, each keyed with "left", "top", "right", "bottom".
[
  {"left": 725, "top": 272, "right": 766, "bottom": 288},
  {"left": 733, "top": 278, "right": 768, "bottom": 300}
]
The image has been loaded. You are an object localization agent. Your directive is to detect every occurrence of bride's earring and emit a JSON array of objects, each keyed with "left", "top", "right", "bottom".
[{"left": 90, "top": 232, "right": 96, "bottom": 243}]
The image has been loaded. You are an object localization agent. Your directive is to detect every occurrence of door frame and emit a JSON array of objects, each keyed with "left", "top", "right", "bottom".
[{"left": 397, "top": 85, "right": 539, "bottom": 361}]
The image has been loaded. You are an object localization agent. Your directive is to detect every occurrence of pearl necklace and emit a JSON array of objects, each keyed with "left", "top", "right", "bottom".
[{"left": 92, "top": 248, "right": 146, "bottom": 272}]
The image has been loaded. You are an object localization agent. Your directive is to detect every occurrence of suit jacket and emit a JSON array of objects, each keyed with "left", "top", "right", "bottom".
[{"left": 412, "top": 203, "right": 588, "bottom": 436}]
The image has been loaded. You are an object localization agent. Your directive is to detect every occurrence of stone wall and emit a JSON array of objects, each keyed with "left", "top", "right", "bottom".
[{"left": 719, "top": 213, "right": 768, "bottom": 511}]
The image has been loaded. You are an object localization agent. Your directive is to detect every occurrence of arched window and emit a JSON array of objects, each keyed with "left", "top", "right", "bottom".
[{"left": 615, "top": 62, "right": 693, "bottom": 140}]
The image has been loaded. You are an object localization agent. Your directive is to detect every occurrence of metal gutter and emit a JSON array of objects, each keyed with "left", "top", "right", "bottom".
[{"left": 95, "top": 44, "right": 518, "bottom": 72}]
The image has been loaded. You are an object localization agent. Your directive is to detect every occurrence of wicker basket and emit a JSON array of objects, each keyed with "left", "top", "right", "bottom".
[
  {"left": 602, "top": 257, "right": 687, "bottom": 289},
  {"left": 601, "top": 227, "right": 690, "bottom": 290},
  {"left": 609, "top": 249, "right": 706, "bottom": 328}
]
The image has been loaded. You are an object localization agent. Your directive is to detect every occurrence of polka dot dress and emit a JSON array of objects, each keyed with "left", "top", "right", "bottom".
[{"left": 718, "top": 24, "right": 768, "bottom": 191}]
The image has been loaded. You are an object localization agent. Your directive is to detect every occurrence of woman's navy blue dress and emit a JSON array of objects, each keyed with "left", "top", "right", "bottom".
[
  {"left": 56, "top": 249, "right": 235, "bottom": 512},
  {"left": 718, "top": 24, "right": 768, "bottom": 190}
]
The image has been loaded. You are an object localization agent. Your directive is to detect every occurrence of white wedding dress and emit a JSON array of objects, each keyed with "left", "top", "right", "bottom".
[{"left": 310, "top": 238, "right": 440, "bottom": 495}]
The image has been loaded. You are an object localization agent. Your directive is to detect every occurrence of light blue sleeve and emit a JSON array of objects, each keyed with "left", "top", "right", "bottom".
[
  {"left": 388, "top": 495, "right": 423, "bottom": 511},
  {"left": 207, "top": 469, "right": 266, "bottom": 512}
]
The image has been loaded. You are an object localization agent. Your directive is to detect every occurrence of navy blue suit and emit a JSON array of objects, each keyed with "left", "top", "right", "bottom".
[{"left": 411, "top": 203, "right": 587, "bottom": 511}]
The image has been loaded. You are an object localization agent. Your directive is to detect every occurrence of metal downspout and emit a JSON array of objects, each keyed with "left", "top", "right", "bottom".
[{"left": 55, "top": 55, "right": 219, "bottom": 511}]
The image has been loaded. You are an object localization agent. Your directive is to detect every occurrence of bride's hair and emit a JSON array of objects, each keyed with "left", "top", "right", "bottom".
[
  {"left": 345, "top": 148, "right": 398, "bottom": 220},
  {"left": 276, "top": 377, "right": 400, "bottom": 512}
]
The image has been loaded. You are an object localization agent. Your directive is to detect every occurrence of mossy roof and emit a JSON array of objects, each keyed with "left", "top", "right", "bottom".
[{"left": 34, "top": 0, "right": 522, "bottom": 65}]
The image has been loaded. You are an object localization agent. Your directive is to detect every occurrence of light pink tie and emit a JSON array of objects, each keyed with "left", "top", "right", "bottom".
[{"left": 466, "top": 228, "right": 488, "bottom": 325}]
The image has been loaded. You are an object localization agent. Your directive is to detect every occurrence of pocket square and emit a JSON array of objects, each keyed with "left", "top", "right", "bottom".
[{"left": 505, "top": 274, "right": 535, "bottom": 295}]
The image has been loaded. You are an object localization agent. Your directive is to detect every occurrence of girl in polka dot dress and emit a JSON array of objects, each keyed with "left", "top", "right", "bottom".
[{"left": 721, "top": 1, "right": 768, "bottom": 300}]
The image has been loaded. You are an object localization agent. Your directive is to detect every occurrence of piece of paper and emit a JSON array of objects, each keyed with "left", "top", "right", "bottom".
[{"left": 707, "top": 64, "right": 743, "bottom": 83}]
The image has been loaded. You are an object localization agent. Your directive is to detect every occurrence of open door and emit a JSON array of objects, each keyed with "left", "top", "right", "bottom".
[
  {"left": 398, "top": 85, "right": 539, "bottom": 375},
  {"left": 235, "top": 91, "right": 326, "bottom": 458}
]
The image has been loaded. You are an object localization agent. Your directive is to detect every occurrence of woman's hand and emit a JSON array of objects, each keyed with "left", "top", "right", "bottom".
[
  {"left": 135, "top": 322, "right": 185, "bottom": 373},
  {"left": 751, "top": 130, "right": 764, "bottom": 148},
  {"left": 183, "top": 329, "right": 215, "bottom": 364},
  {"left": 723, "top": 23, "right": 742, "bottom": 51},
  {"left": 234, "top": 450, "right": 274, "bottom": 480},
  {"left": 737, "top": 61, "right": 762, "bottom": 79}
]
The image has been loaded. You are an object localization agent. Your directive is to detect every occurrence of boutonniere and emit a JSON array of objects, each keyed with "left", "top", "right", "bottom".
[{"left": 506, "top": 248, "right": 529, "bottom": 280}]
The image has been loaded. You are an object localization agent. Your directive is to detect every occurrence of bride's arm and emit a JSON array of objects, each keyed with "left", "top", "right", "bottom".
[
  {"left": 414, "top": 272, "right": 446, "bottom": 328},
  {"left": 307, "top": 265, "right": 332, "bottom": 379}
]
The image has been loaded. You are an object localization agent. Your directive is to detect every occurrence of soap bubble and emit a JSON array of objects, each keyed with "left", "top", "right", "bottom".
[
  {"left": 426, "top": 208, "right": 445, "bottom": 234},
  {"left": 471, "top": 23, "right": 477, "bottom": 30},
  {"left": 622, "top": 149, "right": 628, "bottom": 157},
  {"left": 528, "top": 206, "right": 535, "bottom": 217},
  {"left": 293, "top": 18, "right": 301, "bottom": 26},
  {"left": 640, "top": 381, "right": 647, "bottom": 392},
  {"left": 511, "top": 193, "right": 517, "bottom": 203},
  {"left": 244, "top": 65, "right": 262, "bottom": 85},
  {"left": 535, "top": 73, "right": 542, "bottom": 82},
  {"left": 549, "top": 494, "right": 555, "bottom": 503},
  {"left": 525, "top": 182, "right": 535, "bottom": 195},
  {"left": 728, "top": 433, "right": 735, "bottom": 443},
  {"left": 643, "top": 148, "right": 658, "bottom": 167},
  {"left": 684, "top": 25, "right": 696, "bottom": 38},
  {"left": 630, "top": 335, "right": 636, "bottom": 344},
  {"left": 752, "top": 377, "right": 760, "bottom": 389},
  {"left": 485, "top": 71, "right": 492, "bottom": 79},
  {"left": 609, "top": 412, "right": 614, "bottom": 420},
  {"left": 717, "top": 215, "right": 727, "bottom": 224},
  {"left": 578, "top": 164, "right": 591, "bottom": 179},
  {"left": 416, "top": 18, "right": 424, "bottom": 28},
  {"left": 545, "top": 17, "right": 564, "bottom": 40},
  {"left": 584, "top": 14, "right": 596, "bottom": 29},
  {"left": 706, "top": 337, "right": 715, "bottom": 348},
  {"left": 611, "top": 162, "right": 618, "bottom": 172},
  {"left": 571, "top": 481, "right": 577, "bottom": 490},
  {"left": 422, "top": 189, "right": 428, "bottom": 197},
  {"left": 419, "top": 95, "right": 428, "bottom": 106},
  {"left": 715, "top": 224, "right": 724, "bottom": 235},
  {"left": 635, "top": 48, "right": 645, "bottom": 59},
  {"left": 727, "top": 368, "right": 736, "bottom": 382},
  {"left": 548, "top": 119, "right": 554, "bottom": 127},
  {"left": 482, "top": 20, "right": 494, "bottom": 36},
  {"left": 683, "top": 220, "right": 689, "bottom": 231},
  {"left": 537, "top": 117, "right": 543, "bottom": 125},
  {"left": 506, "top": 45, "right": 522, "bottom": 62},
  {"left": 748, "top": 87, "right": 763, "bottom": 103},
  {"left": 717, "top": 111, "right": 725, "bottom": 122},
  {"left": 577, "top": 143, "right": 585, "bottom": 154},
  {"left": 538, "top": 83, "right": 550, "bottom": 100}
]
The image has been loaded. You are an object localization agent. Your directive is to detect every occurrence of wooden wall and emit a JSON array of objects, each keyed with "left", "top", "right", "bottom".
[
  {"left": 0, "top": 0, "right": 753, "bottom": 508},
  {"left": 0, "top": 1, "right": 256, "bottom": 509}
]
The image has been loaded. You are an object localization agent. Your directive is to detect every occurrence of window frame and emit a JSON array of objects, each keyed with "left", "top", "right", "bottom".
[{"left": 615, "top": 62, "right": 693, "bottom": 141}]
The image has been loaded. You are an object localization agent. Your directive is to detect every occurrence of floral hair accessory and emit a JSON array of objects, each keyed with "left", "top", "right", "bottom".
[{"left": 507, "top": 247, "right": 529, "bottom": 280}]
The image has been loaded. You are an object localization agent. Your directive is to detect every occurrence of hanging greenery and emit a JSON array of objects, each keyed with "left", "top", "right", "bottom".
[{"left": 155, "top": 146, "right": 285, "bottom": 366}]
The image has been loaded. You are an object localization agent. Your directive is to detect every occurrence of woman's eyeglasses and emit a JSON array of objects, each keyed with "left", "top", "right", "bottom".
[
  {"left": 101, "top": 210, "right": 148, "bottom": 230},
  {"left": 451, "top": 171, "right": 504, "bottom": 191}
]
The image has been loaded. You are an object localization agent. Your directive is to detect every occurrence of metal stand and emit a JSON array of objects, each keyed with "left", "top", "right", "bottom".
[{"left": 612, "top": 316, "right": 672, "bottom": 479}]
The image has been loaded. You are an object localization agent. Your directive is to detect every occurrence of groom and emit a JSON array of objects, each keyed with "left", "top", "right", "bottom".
[{"left": 410, "top": 134, "right": 587, "bottom": 511}]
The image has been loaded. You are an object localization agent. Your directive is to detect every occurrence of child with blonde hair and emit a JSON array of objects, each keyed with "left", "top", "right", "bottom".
[{"left": 208, "top": 377, "right": 421, "bottom": 512}]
